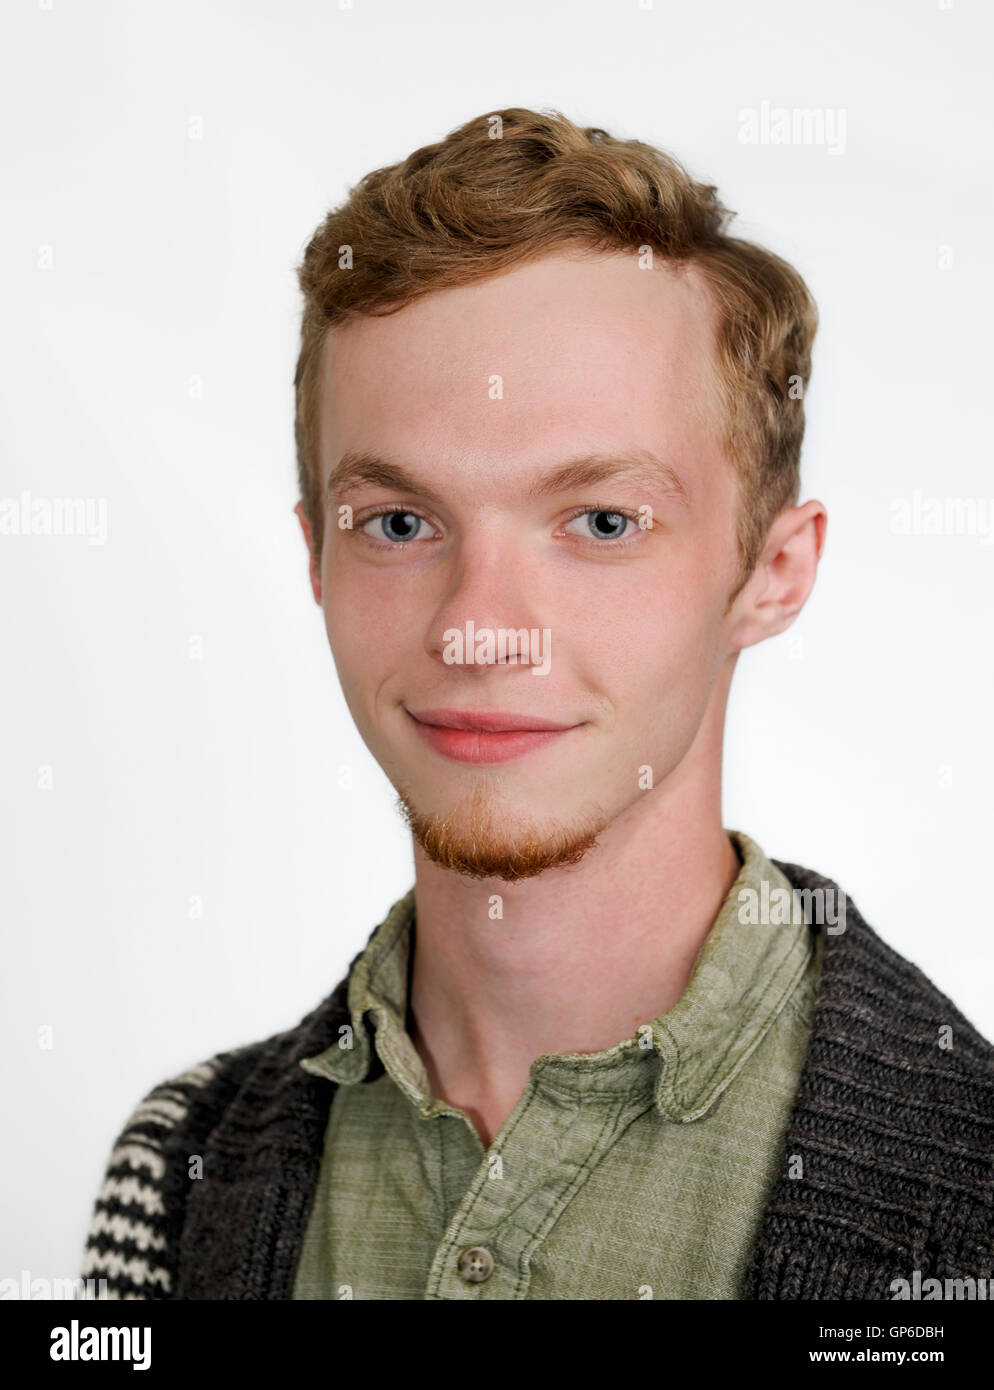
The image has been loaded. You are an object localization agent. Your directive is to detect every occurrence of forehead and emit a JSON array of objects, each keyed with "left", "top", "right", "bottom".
[{"left": 317, "top": 250, "right": 725, "bottom": 499}]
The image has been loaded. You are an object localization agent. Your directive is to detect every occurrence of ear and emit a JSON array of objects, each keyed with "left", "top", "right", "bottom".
[
  {"left": 728, "top": 499, "right": 827, "bottom": 652},
  {"left": 294, "top": 501, "right": 323, "bottom": 605}
]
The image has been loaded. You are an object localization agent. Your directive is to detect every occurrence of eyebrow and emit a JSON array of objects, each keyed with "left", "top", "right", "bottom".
[{"left": 326, "top": 449, "right": 691, "bottom": 508}]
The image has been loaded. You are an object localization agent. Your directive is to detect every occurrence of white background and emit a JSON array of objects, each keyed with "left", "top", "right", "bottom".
[{"left": 1, "top": 0, "right": 992, "bottom": 1283}]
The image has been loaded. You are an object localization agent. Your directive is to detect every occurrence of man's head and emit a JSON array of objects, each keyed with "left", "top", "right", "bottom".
[{"left": 293, "top": 108, "right": 825, "bottom": 881}]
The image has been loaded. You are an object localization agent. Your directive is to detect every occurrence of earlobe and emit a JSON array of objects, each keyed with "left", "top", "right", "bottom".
[
  {"left": 728, "top": 500, "right": 827, "bottom": 652},
  {"left": 765, "top": 502, "right": 826, "bottom": 627}
]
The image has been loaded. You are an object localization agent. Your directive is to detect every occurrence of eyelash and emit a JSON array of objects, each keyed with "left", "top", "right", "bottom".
[
  {"left": 561, "top": 504, "right": 644, "bottom": 543},
  {"left": 354, "top": 504, "right": 646, "bottom": 548}
]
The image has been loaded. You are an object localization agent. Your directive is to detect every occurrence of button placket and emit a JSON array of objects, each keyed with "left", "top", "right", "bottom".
[
  {"left": 425, "top": 1057, "right": 658, "bottom": 1298},
  {"left": 425, "top": 1084, "right": 544, "bottom": 1299}
]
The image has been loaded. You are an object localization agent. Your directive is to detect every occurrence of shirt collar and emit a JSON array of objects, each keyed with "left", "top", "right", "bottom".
[{"left": 299, "top": 830, "right": 815, "bottom": 1123}]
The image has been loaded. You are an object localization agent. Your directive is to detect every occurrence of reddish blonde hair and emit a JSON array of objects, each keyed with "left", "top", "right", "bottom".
[{"left": 294, "top": 107, "right": 817, "bottom": 594}]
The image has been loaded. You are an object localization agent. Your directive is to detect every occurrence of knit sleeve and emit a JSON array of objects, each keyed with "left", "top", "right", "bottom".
[{"left": 79, "top": 1052, "right": 235, "bottom": 1300}]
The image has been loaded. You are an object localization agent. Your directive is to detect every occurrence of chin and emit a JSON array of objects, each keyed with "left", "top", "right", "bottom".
[{"left": 393, "top": 773, "right": 615, "bottom": 882}]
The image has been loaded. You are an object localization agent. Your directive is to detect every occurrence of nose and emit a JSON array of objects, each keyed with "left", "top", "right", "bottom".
[{"left": 425, "top": 528, "right": 547, "bottom": 673}]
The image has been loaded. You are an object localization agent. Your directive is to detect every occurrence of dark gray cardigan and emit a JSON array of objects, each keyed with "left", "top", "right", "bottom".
[{"left": 82, "top": 861, "right": 994, "bottom": 1299}]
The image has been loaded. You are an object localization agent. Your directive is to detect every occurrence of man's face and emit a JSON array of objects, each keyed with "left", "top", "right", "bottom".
[{"left": 305, "top": 251, "right": 746, "bottom": 880}]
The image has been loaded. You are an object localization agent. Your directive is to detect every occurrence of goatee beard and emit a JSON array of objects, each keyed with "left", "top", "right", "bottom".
[{"left": 394, "top": 780, "right": 608, "bottom": 882}]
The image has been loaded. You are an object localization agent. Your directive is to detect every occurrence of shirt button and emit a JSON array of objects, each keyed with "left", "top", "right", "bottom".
[{"left": 457, "top": 1246, "right": 495, "bottom": 1284}]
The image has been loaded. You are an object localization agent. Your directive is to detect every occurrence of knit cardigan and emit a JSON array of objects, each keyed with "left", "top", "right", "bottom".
[{"left": 82, "top": 861, "right": 994, "bottom": 1300}]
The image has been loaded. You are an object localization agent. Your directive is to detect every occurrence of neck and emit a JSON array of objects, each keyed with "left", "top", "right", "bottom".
[{"left": 407, "top": 672, "right": 740, "bottom": 1147}]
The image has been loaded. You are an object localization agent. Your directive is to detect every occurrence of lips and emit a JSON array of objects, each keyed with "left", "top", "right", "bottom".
[
  {"left": 407, "top": 708, "right": 574, "bottom": 733},
  {"left": 405, "top": 707, "right": 579, "bottom": 763}
]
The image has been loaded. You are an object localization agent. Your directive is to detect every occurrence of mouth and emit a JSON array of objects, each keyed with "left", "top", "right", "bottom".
[{"left": 404, "top": 707, "right": 580, "bottom": 764}]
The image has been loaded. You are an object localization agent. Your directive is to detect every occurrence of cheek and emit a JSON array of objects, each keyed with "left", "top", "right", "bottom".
[
  {"left": 322, "top": 590, "right": 384, "bottom": 698},
  {"left": 322, "top": 554, "right": 401, "bottom": 655},
  {"left": 322, "top": 572, "right": 428, "bottom": 714},
  {"left": 593, "top": 587, "right": 725, "bottom": 720}
]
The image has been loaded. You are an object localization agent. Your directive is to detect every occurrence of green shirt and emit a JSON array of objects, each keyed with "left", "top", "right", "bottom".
[{"left": 293, "top": 830, "right": 822, "bottom": 1300}]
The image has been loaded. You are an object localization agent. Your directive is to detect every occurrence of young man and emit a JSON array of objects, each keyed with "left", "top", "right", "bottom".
[{"left": 83, "top": 108, "right": 994, "bottom": 1301}]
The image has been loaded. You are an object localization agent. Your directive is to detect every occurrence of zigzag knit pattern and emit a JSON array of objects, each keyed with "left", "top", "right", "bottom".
[
  {"left": 80, "top": 961, "right": 357, "bottom": 1301},
  {"left": 80, "top": 867, "right": 994, "bottom": 1299},
  {"left": 80, "top": 1049, "right": 261, "bottom": 1299}
]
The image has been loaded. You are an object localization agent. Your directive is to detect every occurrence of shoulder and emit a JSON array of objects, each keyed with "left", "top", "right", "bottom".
[
  {"left": 774, "top": 856, "right": 994, "bottom": 1094},
  {"left": 751, "top": 858, "right": 994, "bottom": 1296},
  {"left": 81, "top": 972, "right": 352, "bottom": 1300}
]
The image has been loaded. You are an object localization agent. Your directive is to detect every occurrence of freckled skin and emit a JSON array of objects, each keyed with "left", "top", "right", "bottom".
[
  {"left": 299, "top": 251, "right": 783, "bottom": 857},
  {"left": 294, "top": 249, "right": 826, "bottom": 1142}
]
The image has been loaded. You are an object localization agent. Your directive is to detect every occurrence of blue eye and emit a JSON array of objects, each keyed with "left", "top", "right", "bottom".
[
  {"left": 564, "top": 509, "right": 637, "bottom": 540},
  {"left": 360, "top": 510, "right": 437, "bottom": 543}
]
